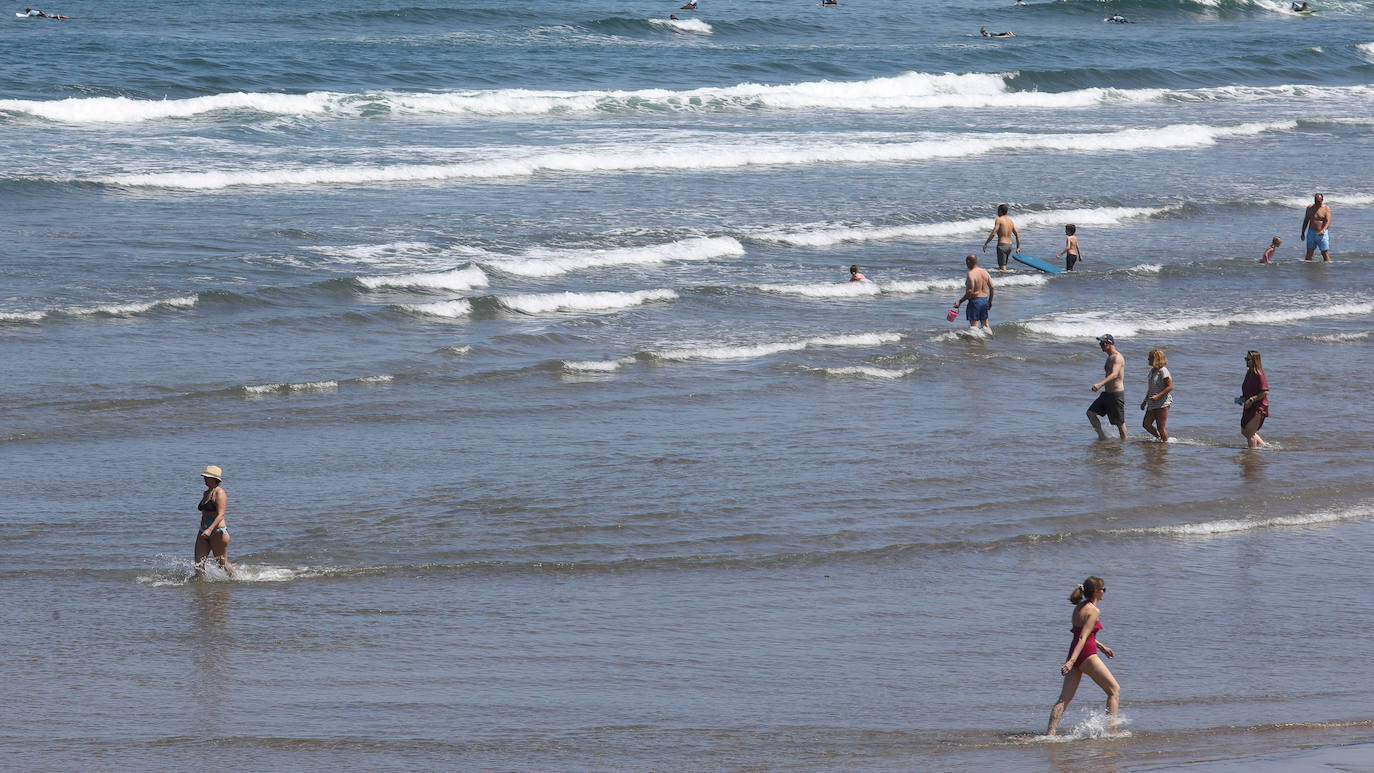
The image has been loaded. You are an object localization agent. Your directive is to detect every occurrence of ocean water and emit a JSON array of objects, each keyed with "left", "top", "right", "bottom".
[{"left": 3, "top": 0, "right": 1373, "bottom": 769}]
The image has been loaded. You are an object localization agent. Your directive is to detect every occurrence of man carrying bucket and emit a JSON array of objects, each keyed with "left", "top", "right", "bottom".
[{"left": 953, "top": 254, "right": 994, "bottom": 332}]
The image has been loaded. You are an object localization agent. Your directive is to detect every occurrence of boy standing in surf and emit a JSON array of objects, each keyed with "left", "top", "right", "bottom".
[
  {"left": 1056, "top": 224, "right": 1082, "bottom": 271},
  {"left": 982, "top": 204, "right": 1020, "bottom": 271},
  {"left": 1087, "top": 334, "right": 1127, "bottom": 440},
  {"left": 952, "top": 254, "right": 994, "bottom": 332}
]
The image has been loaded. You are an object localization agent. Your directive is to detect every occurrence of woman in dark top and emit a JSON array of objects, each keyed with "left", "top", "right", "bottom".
[
  {"left": 1241, "top": 350, "right": 1269, "bottom": 448},
  {"left": 195, "top": 465, "right": 236, "bottom": 579}
]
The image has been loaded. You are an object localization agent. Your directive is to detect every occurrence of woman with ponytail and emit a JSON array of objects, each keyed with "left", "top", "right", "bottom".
[{"left": 1046, "top": 576, "right": 1120, "bottom": 735}]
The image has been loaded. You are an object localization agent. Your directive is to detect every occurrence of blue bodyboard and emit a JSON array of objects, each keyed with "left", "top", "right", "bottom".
[{"left": 1011, "top": 253, "right": 1063, "bottom": 275}]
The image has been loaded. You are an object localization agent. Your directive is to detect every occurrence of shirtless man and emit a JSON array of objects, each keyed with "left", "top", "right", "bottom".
[
  {"left": 1087, "top": 334, "right": 1127, "bottom": 440},
  {"left": 982, "top": 204, "right": 1020, "bottom": 271},
  {"left": 952, "top": 253, "right": 994, "bottom": 331},
  {"left": 1300, "top": 192, "right": 1331, "bottom": 262}
]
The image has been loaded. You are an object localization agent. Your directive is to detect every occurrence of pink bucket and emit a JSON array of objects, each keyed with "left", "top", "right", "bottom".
[{"left": 946, "top": 307, "right": 959, "bottom": 322}]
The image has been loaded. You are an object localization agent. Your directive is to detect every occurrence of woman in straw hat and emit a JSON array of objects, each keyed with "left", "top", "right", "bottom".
[{"left": 195, "top": 465, "right": 236, "bottom": 579}]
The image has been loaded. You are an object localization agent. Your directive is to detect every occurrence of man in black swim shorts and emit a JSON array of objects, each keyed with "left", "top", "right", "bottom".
[{"left": 1087, "top": 334, "right": 1127, "bottom": 440}]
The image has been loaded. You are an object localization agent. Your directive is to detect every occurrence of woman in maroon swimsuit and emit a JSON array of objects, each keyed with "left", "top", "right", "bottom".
[
  {"left": 1046, "top": 575, "right": 1119, "bottom": 735},
  {"left": 1241, "top": 350, "right": 1269, "bottom": 448}
]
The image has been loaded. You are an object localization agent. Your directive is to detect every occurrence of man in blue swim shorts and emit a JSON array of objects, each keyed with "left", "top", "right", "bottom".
[
  {"left": 953, "top": 253, "right": 995, "bottom": 331},
  {"left": 1301, "top": 192, "right": 1331, "bottom": 262}
]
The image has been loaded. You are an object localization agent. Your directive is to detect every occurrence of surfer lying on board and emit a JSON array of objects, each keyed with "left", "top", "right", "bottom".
[
  {"left": 1291, "top": 2, "right": 1309, "bottom": 11},
  {"left": 952, "top": 254, "right": 994, "bottom": 331},
  {"left": 1106, "top": 14, "right": 1131, "bottom": 23},
  {"left": 980, "top": 27, "right": 1015, "bottom": 37},
  {"left": 680, "top": 1, "right": 696, "bottom": 8},
  {"left": 23, "top": 7, "right": 67, "bottom": 17}
]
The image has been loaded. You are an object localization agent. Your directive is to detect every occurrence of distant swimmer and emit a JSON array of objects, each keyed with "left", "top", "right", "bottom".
[
  {"left": 669, "top": 13, "right": 679, "bottom": 18},
  {"left": 1291, "top": 1, "right": 1310, "bottom": 11},
  {"left": 195, "top": 465, "right": 236, "bottom": 579},
  {"left": 1106, "top": 14, "right": 1132, "bottom": 23},
  {"left": 1260, "top": 235, "right": 1281, "bottom": 264},
  {"left": 952, "top": 254, "right": 994, "bottom": 332},
  {"left": 822, "top": 0, "right": 839, "bottom": 5},
  {"left": 680, "top": 1, "right": 696, "bottom": 8},
  {"left": 1088, "top": 334, "right": 1127, "bottom": 441},
  {"left": 1015, "top": 0, "right": 1027, "bottom": 5},
  {"left": 22, "top": 7, "right": 66, "bottom": 17},
  {"left": 980, "top": 27, "right": 1015, "bottom": 37},
  {"left": 849, "top": 264, "right": 866, "bottom": 282},
  {"left": 1300, "top": 192, "right": 1331, "bottom": 261},
  {"left": 1046, "top": 576, "right": 1120, "bottom": 736},
  {"left": 982, "top": 203, "right": 1020, "bottom": 271}
]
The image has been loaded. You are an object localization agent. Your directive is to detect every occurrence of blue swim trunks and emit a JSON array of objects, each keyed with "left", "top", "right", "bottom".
[
  {"left": 966, "top": 297, "right": 990, "bottom": 322},
  {"left": 1306, "top": 229, "right": 1329, "bottom": 252}
]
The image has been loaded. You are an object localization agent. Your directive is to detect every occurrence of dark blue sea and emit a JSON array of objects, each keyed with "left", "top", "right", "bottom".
[{"left": 3, "top": 0, "right": 1373, "bottom": 769}]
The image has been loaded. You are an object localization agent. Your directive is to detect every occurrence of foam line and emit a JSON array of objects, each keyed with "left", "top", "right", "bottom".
[
  {"left": 497, "top": 289, "right": 677, "bottom": 314},
  {"left": 356, "top": 265, "right": 489, "bottom": 291},
  {"left": 6, "top": 75, "right": 1369, "bottom": 123},
  {"left": 95, "top": 123, "right": 1292, "bottom": 190},
  {"left": 753, "top": 206, "right": 1171, "bottom": 247},
  {"left": 654, "top": 332, "right": 902, "bottom": 361},
  {"left": 481, "top": 236, "right": 744, "bottom": 277},
  {"left": 1019, "top": 301, "right": 1374, "bottom": 339}
]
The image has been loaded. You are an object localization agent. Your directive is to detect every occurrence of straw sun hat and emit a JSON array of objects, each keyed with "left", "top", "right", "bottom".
[{"left": 201, "top": 465, "right": 223, "bottom": 481}]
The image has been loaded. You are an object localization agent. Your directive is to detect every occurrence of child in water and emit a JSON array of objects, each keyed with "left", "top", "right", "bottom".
[
  {"left": 1260, "top": 236, "right": 1281, "bottom": 264},
  {"left": 849, "top": 264, "right": 867, "bottom": 282},
  {"left": 1056, "top": 224, "right": 1082, "bottom": 271}
]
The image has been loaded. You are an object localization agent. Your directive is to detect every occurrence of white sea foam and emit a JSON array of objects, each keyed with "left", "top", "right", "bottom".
[
  {"left": 753, "top": 281, "right": 882, "bottom": 298},
  {"left": 12, "top": 74, "right": 1367, "bottom": 124},
  {"left": 356, "top": 265, "right": 489, "bottom": 292},
  {"left": 1121, "top": 503, "right": 1374, "bottom": 538},
  {"left": 755, "top": 273, "right": 1047, "bottom": 297},
  {"left": 307, "top": 241, "right": 439, "bottom": 263},
  {"left": 1360, "top": 42, "right": 1374, "bottom": 63},
  {"left": 0, "top": 310, "right": 48, "bottom": 322},
  {"left": 563, "top": 357, "right": 635, "bottom": 372},
  {"left": 648, "top": 17, "right": 712, "bottom": 33},
  {"left": 655, "top": 332, "right": 902, "bottom": 361},
  {"left": 96, "top": 123, "right": 1292, "bottom": 190},
  {"left": 1303, "top": 331, "right": 1370, "bottom": 343},
  {"left": 754, "top": 206, "right": 1171, "bottom": 247},
  {"left": 67, "top": 295, "right": 198, "bottom": 317},
  {"left": 243, "top": 380, "right": 339, "bottom": 395},
  {"left": 1259, "top": 192, "right": 1374, "bottom": 208},
  {"left": 356, "top": 375, "right": 395, "bottom": 384},
  {"left": 498, "top": 289, "right": 677, "bottom": 314},
  {"left": 439, "top": 345, "right": 473, "bottom": 356},
  {"left": 1124, "top": 263, "right": 1164, "bottom": 274},
  {"left": 136, "top": 561, "right": 331, "bottom": 586},
  {"left": 821, "top": 365, "right": 914, "bottom": 379},
  {"left": 1019, "top": 301, "right": 1374, "bottom": 339},
  {"left": 399, "top": 299, "right": 473, "bottom": 318},
  {"left": 482, "top": 236, "right": 743, "bottom": 277}
]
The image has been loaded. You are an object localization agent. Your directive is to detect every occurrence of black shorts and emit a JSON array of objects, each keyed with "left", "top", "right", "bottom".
[
  {"left": 996, "top": 243, "right": 1013, "bottom": 269},
  {"left": 1089, "top": 391, "right": 1126, "bottom": 426}
]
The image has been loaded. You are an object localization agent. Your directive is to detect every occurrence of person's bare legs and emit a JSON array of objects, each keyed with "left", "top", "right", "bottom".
[
  {"left": 1322, "top": 248, "right": 1331, "bottom": 262},
  {"left": 1080, "top": 655, "right": 1121, "bottom": 732},
  {"left": 1088, "top": 410, "right": 1108, "bottom": 440},
  {"left": 1242, "top": 414, "right": 1266, "bottom": 448},
  {"left": 1046, "top": 669, "right": 1083, "bottom": 736},
  {"left": 1154, "top": 406, "right": 1169, "bottom": 442},
  {"left": 1305, "top": 247, "right": 1315, "bottom": 261},
  {"left": 1112, "top": 419, "right": 1127, "bottom": 440},
  {"left": 208, "top": 532, "right": 236, "bottom": 578},
  {"left": 193, "top": 535, "right": 211, "bottom": 579},
  {"left": 1142, "top": 411, "right": 1161, "bottom": 440}
]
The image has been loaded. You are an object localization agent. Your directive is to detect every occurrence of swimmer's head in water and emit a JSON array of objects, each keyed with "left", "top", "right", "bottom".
[{"left": 849, "top": 264, "right": 860, "bottom": 274}]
